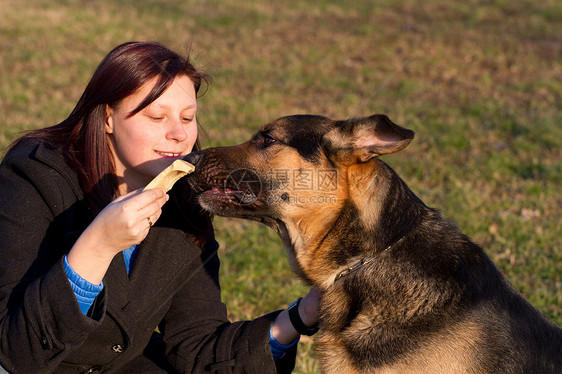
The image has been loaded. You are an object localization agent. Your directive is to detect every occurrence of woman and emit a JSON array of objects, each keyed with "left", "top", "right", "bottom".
[{"left": 0, "top": 41, "right": 319, "bottom": 373}]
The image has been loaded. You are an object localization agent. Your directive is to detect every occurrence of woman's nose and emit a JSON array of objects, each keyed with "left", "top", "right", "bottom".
[{"left": 167, "top": 119, "right": 188, "bottom": 142}]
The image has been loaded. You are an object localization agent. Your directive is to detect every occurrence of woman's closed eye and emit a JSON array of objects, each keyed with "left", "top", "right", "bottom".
[{"left": 146, "top": 113, "right": 165, "bottom": 121}]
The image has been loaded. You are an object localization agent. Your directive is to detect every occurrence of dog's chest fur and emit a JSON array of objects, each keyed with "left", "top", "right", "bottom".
[
  {"left": 285, "top": 163, "right": 561, "bottom": 373},
  {"left": 185, "top": 113, "right": 562, "bottom": 373}
]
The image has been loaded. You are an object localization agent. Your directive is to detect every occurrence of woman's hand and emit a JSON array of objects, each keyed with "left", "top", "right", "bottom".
[
  {"left": 297, "top": 287, "right": 322, "bottom": 328},
  {"left": 271, "top": 287, "right": 323, "bottom": 345},
  {"left": 88, "top": 188, "right": 168, "bottom": 254},
  {"left": 67, "top": 188, "right": 168, "bottom": 284}
]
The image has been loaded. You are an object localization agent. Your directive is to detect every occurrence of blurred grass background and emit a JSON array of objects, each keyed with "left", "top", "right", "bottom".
[{"left": 1, "top": 0, "right": 560, "bottom": 372}]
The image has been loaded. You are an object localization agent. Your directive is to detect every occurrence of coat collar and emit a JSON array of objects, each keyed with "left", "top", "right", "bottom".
[
  {"left": 29, "top": 140, "right": 208, "bottom": 318},
  {"left": 31, "top": 141, "right": 84, "bottom": 200}
]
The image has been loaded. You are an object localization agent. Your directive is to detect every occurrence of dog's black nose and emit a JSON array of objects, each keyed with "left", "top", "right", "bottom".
[{"left": 183, "top": 151, "right": 202, "bottom": 166}]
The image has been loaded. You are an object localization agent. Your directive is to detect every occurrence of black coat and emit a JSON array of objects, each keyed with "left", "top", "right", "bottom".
[{"left": 0, "top": 139, "right": 296, "bottom": 373}]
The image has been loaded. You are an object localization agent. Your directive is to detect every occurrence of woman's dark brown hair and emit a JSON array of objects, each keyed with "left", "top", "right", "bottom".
[{"left": 7, "top": 41, "right": 213, "bottom": 245}]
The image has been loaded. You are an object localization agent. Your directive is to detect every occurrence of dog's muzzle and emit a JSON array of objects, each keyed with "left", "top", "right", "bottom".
[{"left": 183, "top": 151, "right": 203, "bottom": 167}]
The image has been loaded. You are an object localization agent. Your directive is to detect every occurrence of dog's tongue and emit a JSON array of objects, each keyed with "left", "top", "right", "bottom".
[{"left": 206, "top": 187, "right": 256, "bottom": 204}]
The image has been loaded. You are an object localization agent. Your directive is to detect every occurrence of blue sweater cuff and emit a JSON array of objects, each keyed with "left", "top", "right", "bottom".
[
  {"left": 64, "top": 255, "right": 104, "bottom": 315},
  {"left": 269, "top": 327, "right": 300, "bottom": 360}
]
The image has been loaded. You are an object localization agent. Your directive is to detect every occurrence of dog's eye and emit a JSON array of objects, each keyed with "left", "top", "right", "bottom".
[{"left": 264, "top": 135, "right": 276, "bottom": 145}]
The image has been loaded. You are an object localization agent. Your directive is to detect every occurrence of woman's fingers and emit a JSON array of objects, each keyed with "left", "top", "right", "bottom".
[
  {"left": 113, "top": 189, "right": 167, "bottom": 223},
  {"left": 116, "top": 188, "right": 166, "bottom": 207},
  {"left": 135, "top": 188, "right": 169, "bottom": 227},
  {"left": 92, "top": 188, "right": 169, "bottom": 251},
  {"left": 300, "top": 287, "right": 323, "bottom": 327}
]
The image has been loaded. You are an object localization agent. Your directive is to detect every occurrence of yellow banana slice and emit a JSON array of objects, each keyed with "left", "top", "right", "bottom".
[{"left": 144, "top": 160, "right": 195, "bottom": 192}]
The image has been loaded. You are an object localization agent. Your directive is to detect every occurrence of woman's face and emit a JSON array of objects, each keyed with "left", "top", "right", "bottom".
[{"left": 106, "top": 75, "right": 198, "bottom": 193}]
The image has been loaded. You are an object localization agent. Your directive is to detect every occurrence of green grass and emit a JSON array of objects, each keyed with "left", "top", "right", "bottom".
[{"left": 1, "top": 0, "right": 561, "bottom": 372}]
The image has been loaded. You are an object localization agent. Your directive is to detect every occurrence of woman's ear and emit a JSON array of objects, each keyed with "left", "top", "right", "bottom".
[{"left": 105, "top": 104, "right": 115, "bottom": 135}]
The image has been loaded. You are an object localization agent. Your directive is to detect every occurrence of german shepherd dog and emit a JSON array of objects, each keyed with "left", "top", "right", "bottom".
[{"left": 184, "top": 114, "right": 562, "bottom": 373}]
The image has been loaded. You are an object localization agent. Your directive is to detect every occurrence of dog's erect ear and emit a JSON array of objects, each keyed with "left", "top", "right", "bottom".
[{"left": 329, "top": 114, "right": 415, "bottom": 163}]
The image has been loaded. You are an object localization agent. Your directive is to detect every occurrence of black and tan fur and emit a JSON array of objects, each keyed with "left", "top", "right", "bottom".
[{"left": 185, "top": 114, "right": 562, "bottom": 373}]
